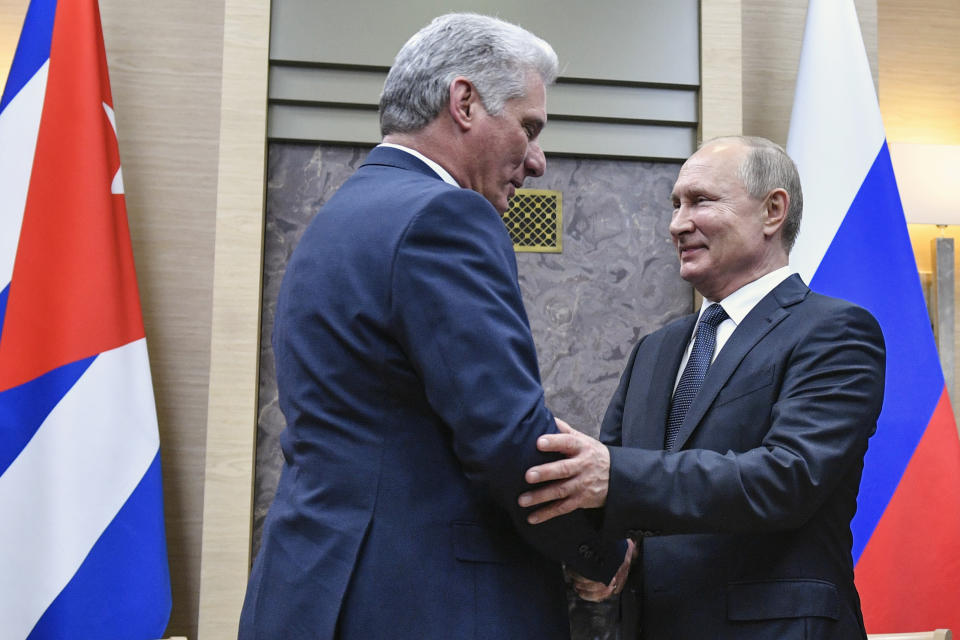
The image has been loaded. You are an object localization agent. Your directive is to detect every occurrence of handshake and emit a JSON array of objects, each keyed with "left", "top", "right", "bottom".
[{"left": 519, "top": 418, "right": 636, "bottom": 602}]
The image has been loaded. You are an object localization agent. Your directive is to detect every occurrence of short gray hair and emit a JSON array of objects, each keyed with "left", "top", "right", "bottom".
[
  {"left": 379, "top": 13, "right": 559, "bottom": 136},
  {"left": 709, "top": 136, "right": 804, "bottom": 253}
]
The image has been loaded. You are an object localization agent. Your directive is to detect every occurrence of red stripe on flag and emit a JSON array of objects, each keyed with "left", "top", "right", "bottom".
[
  {"left": 856, "top": 387, "right": 960, "bottom": 633},
  {"left": 0, "top": 0, "right": 144, "bottom": 392}
]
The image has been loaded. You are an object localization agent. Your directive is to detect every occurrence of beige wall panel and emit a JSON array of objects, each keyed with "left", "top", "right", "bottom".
[
  {"left": 99, "top": 1, "right": 224, "bottom": 637},
  {"left": 197, "top": 0, "right": 270, "bottom": 637},
  {"left": 272, "top": 0, "right": 699, "bottom": 85},
  {"left": 268, "top": 64, "right": 699, "bottom": 124},
  {"left": 700, "top": 0, "right": 742, "bottom": 141},
  {"left": 0, "top": 0, "right": 27, "bottom": 93},
  {"left": 878, "top": 0, "right": 960, "bottom": 144},
  {"left": 742, "top": 0, "right": 877, "bottom": 146}
]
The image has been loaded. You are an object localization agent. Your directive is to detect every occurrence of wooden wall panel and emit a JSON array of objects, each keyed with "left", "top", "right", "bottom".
[
  {"left": 196, "top": 0, "right": 271, "bottom": 637},
  {"left": 99, "top": 1, "right": 224, "bottom": 637},
  {"left": 700, "top": 0, "right": 743, "bottom": 141},
  {"left": 742, "top": 0, "right": 877, "bottom": 146},
  {"left": 878, "top": 0, "right": 960, "bottom": 145},
  {"left": 0, "top": 0, "right": 27, "bottom": 93}
]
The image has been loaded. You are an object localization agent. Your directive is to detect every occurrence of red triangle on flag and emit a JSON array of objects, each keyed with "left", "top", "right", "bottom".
[{"left": 0, "top": 0, "right": 144, "bottom": 392}]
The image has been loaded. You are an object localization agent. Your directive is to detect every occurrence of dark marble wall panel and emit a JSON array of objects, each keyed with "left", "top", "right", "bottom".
[
  {"left": 518, "top": 157, "right": 689, "bottom": 438},
  {"left": 256, "top": 142, "right": 691, "bottom": 639}
]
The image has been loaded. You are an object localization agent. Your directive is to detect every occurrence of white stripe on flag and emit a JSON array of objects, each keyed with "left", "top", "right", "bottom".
[
  {"left": 786, "top": 0, "right": 885, "bottom": 283},
  {"left": 0, "top": 338, "right": 160, "bottom": 638},
  {"left": 102, "top": 103, "right": 125, "bottom": 195},
  {"left": 0, "top": 62, "right": 47, "bottom": 288}
]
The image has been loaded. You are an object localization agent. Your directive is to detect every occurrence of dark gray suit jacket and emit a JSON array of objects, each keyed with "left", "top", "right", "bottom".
[{"left": 600, "top": 274, "right": 885, "bottom": 639}]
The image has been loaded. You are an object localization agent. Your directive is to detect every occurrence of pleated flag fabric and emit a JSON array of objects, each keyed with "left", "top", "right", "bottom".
[
  {"left": 787, "top": 0, "right": 960, "bottom": 632},
  {"left": 0, "top": 0, "right": 172, "bottom": 637}
]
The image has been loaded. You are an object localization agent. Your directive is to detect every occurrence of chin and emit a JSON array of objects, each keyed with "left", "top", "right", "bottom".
[{"left": 679, "top": 266, "right": 706, "bottom": 289}]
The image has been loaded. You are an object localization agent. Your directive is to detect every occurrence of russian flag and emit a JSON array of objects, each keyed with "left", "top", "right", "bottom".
[
  {"left": 0, "top": 0, "right": 172, "bottom": 637},
  {"left": 787, "top": 0, "right": 960, "bottom": 633}
]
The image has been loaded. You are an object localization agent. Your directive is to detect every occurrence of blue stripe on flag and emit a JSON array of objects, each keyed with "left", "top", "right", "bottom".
[
  {"left": 26, "top": 452, "right": 172, "bottom": 639},
  {"left": 0, "top": 283, "right": 7, "bottom": 338},
  {"left": 0, "top": 355, "right": 95, "bottom": 476},
  {"left": 809, "top": 142, "right": 940, "bottom": 561},
  {"left": 0, "top": 0, "right": 57, "bottom": 113}
]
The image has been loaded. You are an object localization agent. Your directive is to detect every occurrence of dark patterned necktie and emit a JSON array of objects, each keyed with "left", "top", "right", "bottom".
[{"left": 664, "top": 303, "right": 729, "bottom": 451}]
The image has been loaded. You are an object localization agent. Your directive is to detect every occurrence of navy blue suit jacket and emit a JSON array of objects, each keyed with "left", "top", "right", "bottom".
[
  {"left": 239, "top": 147, "right": 624, "bottom": 640},
  {"left": 600, "top": 275, "right": 885, "bottom": 639}
]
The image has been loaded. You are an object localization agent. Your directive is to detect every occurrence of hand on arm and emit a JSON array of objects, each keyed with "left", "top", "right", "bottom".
[
  {"left": 518, "top": 418, "right": 611, "bottom": 524},
  {"left": 568, "top": 538, "right": 636, "bottom": 602}
]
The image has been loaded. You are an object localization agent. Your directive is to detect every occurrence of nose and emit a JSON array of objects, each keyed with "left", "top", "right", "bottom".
[
  {"left": 525, "top": 141, "right": 546, "bottom": 178},
  {"left": 669, "top": 204, "right": 693, "bottom": 239}
]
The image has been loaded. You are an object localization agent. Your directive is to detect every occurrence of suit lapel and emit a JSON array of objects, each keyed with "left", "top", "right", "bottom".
[
  {"left": 628, "top": 316, "right": 696, "bottom": 449},
  {"left": 672, "top": 274, "right": 809, "bottom": 450}
]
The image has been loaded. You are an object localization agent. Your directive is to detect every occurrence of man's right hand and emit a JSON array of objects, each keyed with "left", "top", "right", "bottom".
[{"left": 569, "top": 538, "right": 635, "bottom": 602}]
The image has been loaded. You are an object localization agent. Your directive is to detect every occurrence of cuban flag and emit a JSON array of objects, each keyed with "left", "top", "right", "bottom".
[
  {"left": 787, "top": 0, "right": 960, "bottom": 632},
  {"left": 0, "top": 0, "right": 172, "bottom": 637}
]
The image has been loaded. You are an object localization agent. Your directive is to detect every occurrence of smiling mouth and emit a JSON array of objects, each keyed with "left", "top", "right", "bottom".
[{"left": 678, "top": 245, "right": 705, "bottom": 259}]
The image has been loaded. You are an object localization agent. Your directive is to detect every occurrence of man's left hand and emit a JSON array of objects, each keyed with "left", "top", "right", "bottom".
[{"left": 518, "top": 418, "right": 610, "bottom": 524}]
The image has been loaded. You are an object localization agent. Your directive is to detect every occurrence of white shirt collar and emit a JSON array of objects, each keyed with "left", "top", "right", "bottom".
[
  {"left": 700, "top": 265, "right": 795, "bottom": 325},
  {"left": 378, "top": 143, "right": 460, "bottom": 187},
  {"left": 673, "top": 266, "right": 796, "bottom": 390}
]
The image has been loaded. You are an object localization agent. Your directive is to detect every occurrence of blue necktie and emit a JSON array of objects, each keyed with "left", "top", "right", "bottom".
[{"left": 665, "top": 303, "right": 729, "bottom": 451}]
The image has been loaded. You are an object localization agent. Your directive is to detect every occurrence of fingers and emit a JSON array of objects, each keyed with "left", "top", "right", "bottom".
[
  {"left": 574, "top": 583, "right": 613, "bottom": 602},
  {"left": 535, "top": 432, "right": 581, "bottom": 455},
  {"left": 571, "top": 575, "right": 615, "bottom": 602},
  {"left": 524, "top": 457, "right": 575, "bottom": 484},
  {"left": 525, "top": 497, "right": 577, "bottom": 524},
  {"left": 554, "top": 417, "right": 574, "bottom": 433},
  {"left": 519, "top": 475, "right": 574, "bottom": 506}
]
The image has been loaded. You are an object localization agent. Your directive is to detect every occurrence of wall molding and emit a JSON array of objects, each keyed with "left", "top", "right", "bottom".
[{"left": 197, "top": 0, "right": 270, "bottom": 636}]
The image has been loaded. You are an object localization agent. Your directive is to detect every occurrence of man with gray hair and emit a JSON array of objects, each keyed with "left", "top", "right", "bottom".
[
  {"left": 518, "top": 136, "right": 885, "bottom": 638},
  {"left": 239, "top": 13, "right": 628, "bottom": 640}
]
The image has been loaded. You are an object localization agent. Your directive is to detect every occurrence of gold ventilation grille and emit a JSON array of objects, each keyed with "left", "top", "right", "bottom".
[{"left": 500, "top": 189, "right": 562, "bottom": 253}]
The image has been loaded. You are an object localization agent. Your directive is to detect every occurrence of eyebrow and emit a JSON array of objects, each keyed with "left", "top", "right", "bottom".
[{"left": 670, "top": 186, "right": 710, "bottom": 203}]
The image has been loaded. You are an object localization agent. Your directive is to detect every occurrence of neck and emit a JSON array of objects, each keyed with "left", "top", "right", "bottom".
[
  {"left": 383, "top": 117, "right": 466, "bottom": 185},
  {"left": 699, "top": 260, "right": 788, "bottom": 302}
]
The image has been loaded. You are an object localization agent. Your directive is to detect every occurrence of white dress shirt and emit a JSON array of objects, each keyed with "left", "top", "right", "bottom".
[{"left": 673, "top": 266, "right": 795, "bottom": 392}]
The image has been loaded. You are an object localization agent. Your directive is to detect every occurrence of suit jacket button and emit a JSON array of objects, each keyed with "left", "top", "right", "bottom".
[{"left": 578, "top": 544, "right": 595, "bottom": 560}]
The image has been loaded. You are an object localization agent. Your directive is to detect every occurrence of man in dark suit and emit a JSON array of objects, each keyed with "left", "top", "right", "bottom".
[
  {"left": 238, "top": 13, "right": 628, "bottom": 640},
  {"left": 519, "top": 136, "right": 885, "bottom": 638}
]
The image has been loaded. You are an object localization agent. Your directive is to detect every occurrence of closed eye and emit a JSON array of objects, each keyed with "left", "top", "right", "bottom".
[{"left": 523, "top": 119, "right": 544, "bottom": 141}]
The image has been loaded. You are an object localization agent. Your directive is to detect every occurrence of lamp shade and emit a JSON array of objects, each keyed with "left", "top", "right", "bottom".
[{"left": 889, "top": 142, "right": 960, "bottom": 225}]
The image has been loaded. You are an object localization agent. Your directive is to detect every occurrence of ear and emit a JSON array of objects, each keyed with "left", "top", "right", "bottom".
[
  {"left": 762, "top": 188, "right": 789, "bottom": 238},
  {"left": 448, "top": 76, "right": 478, "bottom": 132}
]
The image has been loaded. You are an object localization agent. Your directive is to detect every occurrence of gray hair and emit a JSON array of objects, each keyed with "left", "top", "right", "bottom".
[
  {"left": 379, "top": 13, "right": 559, "bottom": 136},
  {"left": 708, "top": 136, "right": 804, "bottom": 253}
]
